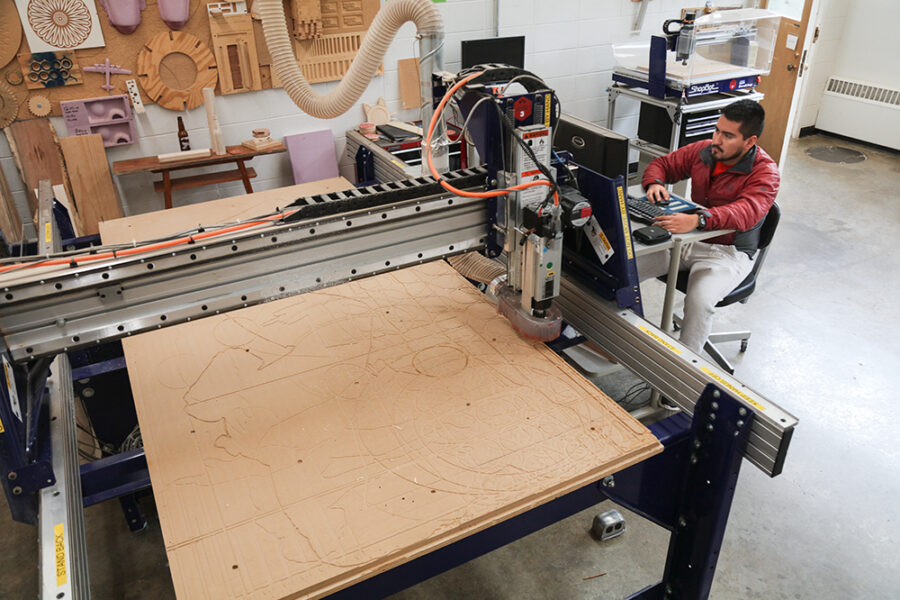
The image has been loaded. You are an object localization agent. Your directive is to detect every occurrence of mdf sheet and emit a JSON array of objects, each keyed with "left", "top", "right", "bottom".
[{"left": 101, "top": 186, "right": 661, "bottom": 600}]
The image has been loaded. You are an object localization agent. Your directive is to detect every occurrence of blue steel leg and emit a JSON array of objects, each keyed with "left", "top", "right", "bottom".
[
  {"left": 118, "top": 493, "right": 147, "bottom": 532},
  {"left": 617, "top": 385, "right": 754, "bottom": 600}
]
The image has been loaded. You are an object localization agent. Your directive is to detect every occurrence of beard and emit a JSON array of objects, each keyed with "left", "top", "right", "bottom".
[{"left": 710, "top": 144, "right": 744, "bottom": 163}]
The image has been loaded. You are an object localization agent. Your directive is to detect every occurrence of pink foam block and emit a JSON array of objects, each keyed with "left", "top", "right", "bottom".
[
  {"left": 158, "top": 0, "right": 190, "bottom": 30},
  {"left": 284, "top": 130, "right": 339, "bottom": 185}
]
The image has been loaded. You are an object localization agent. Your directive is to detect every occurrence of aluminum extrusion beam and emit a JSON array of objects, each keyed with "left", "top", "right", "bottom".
[
  {"left": 1, "top": 191, "right": 489, "bottom": 362},
  {"left": 557, "top": 274, "right": 796, "bottom": 478},
  {"left": 34, "top": 180, "right": 89, "bottom": 599}
]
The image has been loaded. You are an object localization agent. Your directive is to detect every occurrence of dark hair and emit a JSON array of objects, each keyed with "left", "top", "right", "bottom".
[{"left": 722, "top": 99, "right": 765, "bottom": 139}]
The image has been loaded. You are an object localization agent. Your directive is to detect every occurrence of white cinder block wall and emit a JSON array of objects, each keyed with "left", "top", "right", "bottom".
[{"left": 0, "top": 0, "right": 749, "bottom": 232}]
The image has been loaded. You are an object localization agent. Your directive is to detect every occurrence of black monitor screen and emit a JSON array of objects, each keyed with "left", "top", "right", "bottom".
[
  {"left": 553, "top": 113, "right": 630, "bottom": 180},
  {"left": 461, "top": 36, "right": 525, "bottom": 69}
]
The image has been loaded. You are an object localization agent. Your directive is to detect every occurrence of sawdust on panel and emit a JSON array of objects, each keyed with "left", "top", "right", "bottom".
[{"left": 114, "top": 248, "right": 660, "bottom": 598}]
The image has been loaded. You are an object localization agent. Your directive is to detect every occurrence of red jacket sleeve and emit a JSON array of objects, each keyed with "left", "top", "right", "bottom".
[
  {"left": 706, "top": 159, "right": 780, "bottom": 232},
  {"left": 641, "top": 141, "right": 706, "bottom": 190}
]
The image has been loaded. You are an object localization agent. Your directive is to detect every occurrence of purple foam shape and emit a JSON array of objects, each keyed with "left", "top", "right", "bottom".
[
  {"left": 158, "top": 0, "right": 191, "bottom": 31},
  {"left": 99, "top": 0, "right": 146, "bottom": 34},
  {"left": 284, "top": 130, "right": 339, "bottom": 185}
]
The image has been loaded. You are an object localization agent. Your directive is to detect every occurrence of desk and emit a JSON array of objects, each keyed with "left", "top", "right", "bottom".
[
  {"left": 631, "top": 221, "right": 733, "bottom": 334},
  {"left": 112, "top": 144, "right": 286, "bottom": 209}
]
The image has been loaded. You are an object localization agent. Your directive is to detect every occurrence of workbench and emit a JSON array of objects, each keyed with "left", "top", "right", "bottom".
[{"left": 112, "top": 144, "right": 287, "bottom": 209}]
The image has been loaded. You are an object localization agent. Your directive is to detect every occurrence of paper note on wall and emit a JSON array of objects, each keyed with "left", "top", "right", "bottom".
[{"left": 786, "top": 34, "right": 799, "bottom": 50}]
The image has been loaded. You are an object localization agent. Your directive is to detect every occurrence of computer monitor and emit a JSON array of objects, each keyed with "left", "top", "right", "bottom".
[
  {"left": 553, "top": 113, "right": 630, "bottom": 180},
  {"left": 461, "top": 36, "right": 525, "bottom": 69}
]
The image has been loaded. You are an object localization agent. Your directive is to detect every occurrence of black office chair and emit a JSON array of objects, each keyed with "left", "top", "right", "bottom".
[{"left": 670, "top": 202, "right": 781, "bottom": 374}]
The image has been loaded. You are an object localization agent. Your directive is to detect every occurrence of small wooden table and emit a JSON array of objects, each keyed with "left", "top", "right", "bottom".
[{"left": 112, "top": 144, "right": 286, "bottom": 209}]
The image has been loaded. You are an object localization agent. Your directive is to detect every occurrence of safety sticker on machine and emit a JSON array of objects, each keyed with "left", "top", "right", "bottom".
[
  {"left": 2, "top": 355, "right": 22, "bottom": 422},
  {"left": 54, "top": 523, "right": 67, "bottom": 586},
  {"left": 637, "top": 325, "right": 682, "bottom": 355},
  {"left": 584, "top": 216, "right": 614, "bottom": 264},
  {"left": 700, "top": 366, "right": 765, "bottom": 411}
]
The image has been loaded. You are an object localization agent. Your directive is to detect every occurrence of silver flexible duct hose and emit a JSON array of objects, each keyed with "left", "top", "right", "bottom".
[
  {"left": 256, "top": 0, "right": 444, "bottom": 119},
  {"left": 447, "top": 253, "right": 507, "bottom": 286}
]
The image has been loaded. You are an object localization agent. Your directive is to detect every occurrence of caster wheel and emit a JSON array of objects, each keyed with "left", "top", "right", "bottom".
[{"left": 740, "top": 339, "right": 749, "bottom": 353}]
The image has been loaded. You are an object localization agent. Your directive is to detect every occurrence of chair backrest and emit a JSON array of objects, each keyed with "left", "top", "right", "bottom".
[{"left": 747, "top": 201, "right": 780, "bottom": 279}]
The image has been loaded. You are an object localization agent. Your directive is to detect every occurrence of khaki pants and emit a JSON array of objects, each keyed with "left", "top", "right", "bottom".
[{"left": 637, "top": 242, "right": 753, "bottom": 353}]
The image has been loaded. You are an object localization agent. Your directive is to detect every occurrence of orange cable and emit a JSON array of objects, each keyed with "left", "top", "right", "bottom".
[{"left": 424, "top": 71, "right": 559, "bottom": 206}]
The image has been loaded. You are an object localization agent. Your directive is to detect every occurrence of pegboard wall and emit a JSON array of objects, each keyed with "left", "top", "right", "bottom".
[{"left": 0, "top": 0, "right": 380, "bottom": 123}]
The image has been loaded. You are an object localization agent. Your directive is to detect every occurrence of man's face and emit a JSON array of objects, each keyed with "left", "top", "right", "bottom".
[{"left": 710, "top": 116, "right": 756, "bottom": 163}]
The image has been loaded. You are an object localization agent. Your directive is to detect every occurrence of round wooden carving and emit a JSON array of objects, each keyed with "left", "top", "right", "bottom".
[
  {"left": 137, "top": 32, "right": 218, "bottom": 111},
  {"left": 0, "top": 2, "right": 24, "bottom": 69}
]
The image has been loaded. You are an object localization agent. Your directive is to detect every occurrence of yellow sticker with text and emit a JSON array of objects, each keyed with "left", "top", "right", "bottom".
[
  {"left": 544, "top": 93, "right": 551, "bottom": 127},
  {"left": 700, "top": 367, "right": 766, "bottom": 411},
  {"left": 54, "top": 522, "right": 67, "bottom": 586},
  {"left": 616, "top": 184, "right": 634, "bottom": 259},
  {"left": 638, "top": 325, "right": 682, "bottom": 355},
  {"left": 0, "top": 414, "right": 4, "bottom": 433},
  {"left": 44, "top": 222, "right": 52, "bottom": 244}
]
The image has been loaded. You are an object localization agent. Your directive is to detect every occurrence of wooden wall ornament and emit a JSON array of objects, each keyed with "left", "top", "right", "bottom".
[
  {"left": 0, "top": 84, "right": 19, "bottom": 128},
  {"left": 208, "top": 12, "right": 262, "bottom": 94},
  {"left": 16, "top": 0, "right": 106, "bottom": 53},
  {"left": 28, "top": 94, "right": 52, "bottom": 116},
  {"left": 0, "top": 2, "right": 24, "bottom": 69},
  {"left": 138, "top": 31, "right": 218, "bottom": 111},
  {"left": 17, "top": 51, "right": 83, "bottom": 90}
]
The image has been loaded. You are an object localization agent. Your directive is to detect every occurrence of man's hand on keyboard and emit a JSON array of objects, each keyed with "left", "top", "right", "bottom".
[
  {"left": 654, "top": 212, "right": 699, "bottom": 234},
  {"left": 646, "top": 183, "right": 670, "bottom": 204}
]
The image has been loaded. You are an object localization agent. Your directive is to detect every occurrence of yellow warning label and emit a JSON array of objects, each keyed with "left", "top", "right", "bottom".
[
  {"left": 54, "top": 523, "right": 67, "bottom": 586},
  {"left": 597, "top": 229, "right": 612, "bottom": 252},
  {"left": 616, "top": 184, "right": 634, "bottom": 259},
  {"left": 544, "top": 93, "right": 551, "bottom": 127},
  {"left": 638, "top": 325, "right": 682, "bottom": 355},
  {"left": 0, "top": 414, "right": 4, "bottom": 433},
  {"left": 44, "top": 222, "right": 52, "bottom": 244},
  {"left": 701, "top": 367, "right": 766, "bottom": 412}
]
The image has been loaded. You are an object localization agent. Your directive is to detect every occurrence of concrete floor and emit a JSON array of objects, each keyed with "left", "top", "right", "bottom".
[{"left": 1, "top": 134, "right": 898, "bottom": 599}]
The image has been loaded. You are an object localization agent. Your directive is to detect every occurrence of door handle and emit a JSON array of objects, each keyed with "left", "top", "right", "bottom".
[{"left": 787, "top": 64, "right": 797, "bottom": 72}]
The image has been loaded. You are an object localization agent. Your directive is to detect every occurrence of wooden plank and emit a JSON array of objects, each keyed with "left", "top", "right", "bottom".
[
  {"left": 113, "top": 144, "right": 286, "bottom": 176},
  {"left": 4, "top": 119, "right": 70, "bottom": 217},
  {"left": 0, "top": 165, "right": 22, "bottom": 243},
  {"left": 153, "top": 167, "right": 257, "bottom": 192},
  {"left": 59, "top": 134, "right": 121, "bottom": 236},
  {"left": 397, "top": 57, "right": 421, "bottom": 110},
  {"left": 100, "top": 179, "right": 661, "bottom": 600}
]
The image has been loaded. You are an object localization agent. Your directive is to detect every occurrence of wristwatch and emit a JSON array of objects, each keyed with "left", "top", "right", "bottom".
[{"left": 696, "top": 212, "right": 708, "bottom": 230}]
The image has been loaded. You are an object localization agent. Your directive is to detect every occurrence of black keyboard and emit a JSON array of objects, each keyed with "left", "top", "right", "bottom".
[{"left": 626, "top": 197, "right": 669, "bottom": 223}]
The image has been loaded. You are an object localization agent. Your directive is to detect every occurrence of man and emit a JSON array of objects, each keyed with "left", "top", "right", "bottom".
[{"left": 638, "top": 99, "right": 779, "bottom": 353}]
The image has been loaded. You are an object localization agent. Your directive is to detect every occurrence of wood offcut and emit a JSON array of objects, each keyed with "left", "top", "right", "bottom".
[{"left": 60, "top": 133, "right": 121, "bottom": 235}]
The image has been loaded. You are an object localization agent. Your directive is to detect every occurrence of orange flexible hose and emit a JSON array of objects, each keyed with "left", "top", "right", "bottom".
[{"left": 424, "top": 71, "right": 559, "bottom": 206}]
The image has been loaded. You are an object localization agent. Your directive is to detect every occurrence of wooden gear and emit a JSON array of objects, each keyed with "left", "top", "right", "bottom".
[
  {"left": 0, "top": 84, "right": 19, "bottom": 128},
  {"left": 138, "top": 31, "right": 219, "bottom": 111},
  {"left": 28, "top": 95, "right": 53, "bottom": 117}
]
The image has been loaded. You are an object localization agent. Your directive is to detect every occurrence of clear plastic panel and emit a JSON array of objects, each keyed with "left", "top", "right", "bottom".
[{"left": 613, "top": 9, "right": 782, "bottom": 87}]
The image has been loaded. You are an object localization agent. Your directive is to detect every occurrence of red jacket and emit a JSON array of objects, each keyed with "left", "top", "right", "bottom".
[{"left": 642, "top": 140, "right": 779, "bottom": 253}]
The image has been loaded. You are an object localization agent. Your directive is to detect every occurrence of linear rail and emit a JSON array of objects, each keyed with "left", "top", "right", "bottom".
[
  {"left": 556, "top": 274, "right": 797, "bottom": 478},
  {"left": 1, "top": 180, "right": 490, "bottom": 362}
]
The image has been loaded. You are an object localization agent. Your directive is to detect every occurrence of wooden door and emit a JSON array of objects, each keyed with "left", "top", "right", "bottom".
[{"left": 755, "top": 0, "right": 813, "bottom": 164}]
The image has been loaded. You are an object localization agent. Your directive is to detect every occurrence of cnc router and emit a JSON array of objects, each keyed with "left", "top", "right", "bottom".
[{"left": 0, "top": 2, "right": 796, "bottom": 598}]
